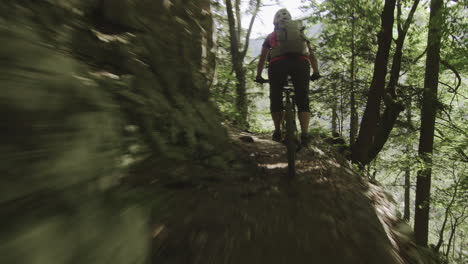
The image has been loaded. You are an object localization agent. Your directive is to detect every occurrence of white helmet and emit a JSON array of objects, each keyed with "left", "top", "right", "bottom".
[{"left": 273, "top": 8, "right": 292, "bottom": 25}]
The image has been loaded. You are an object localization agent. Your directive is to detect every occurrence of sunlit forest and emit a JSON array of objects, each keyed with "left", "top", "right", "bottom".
[{"left": 0, "top": 0, "right": 466, "bottom": 263}]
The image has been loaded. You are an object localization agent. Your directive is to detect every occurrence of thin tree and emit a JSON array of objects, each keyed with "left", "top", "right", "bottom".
[
  {"left": 414, "top": 0, "right": 444, "bottom": 247},
  {"left": 349, "top": 6, "right": 358, "bottom": 145},
  {"left": 403, "top": 100, "right": 412, "bottom": 222},
  {"left": 434, "top": 170, "right": 463, "bottom": 253},
  {"left": 225, "top": 0, "right": 261, "bottom": 127}
]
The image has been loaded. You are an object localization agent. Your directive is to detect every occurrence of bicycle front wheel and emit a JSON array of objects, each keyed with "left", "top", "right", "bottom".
[{"left": 285, "top": 95, "right": 296, "bottom": 178}]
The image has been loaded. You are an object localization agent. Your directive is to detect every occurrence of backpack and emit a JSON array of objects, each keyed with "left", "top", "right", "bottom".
[{"left": 269, "top": 20, "right": 309, "bottom": 58}]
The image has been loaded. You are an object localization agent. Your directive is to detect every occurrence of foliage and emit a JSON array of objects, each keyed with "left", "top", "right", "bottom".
[
  {"left": 302, "top": 0, "right": 467, "bottom": 261},
  {"left": 211, "top": 0, "right": 265, "bottom": 128},
  {"left": 305, "top": 0, "right": 382, "bottom": 139},
  {"left": 0, "top": 1, "right": 231, "bottom": 263},
  {"left": 367, "top": 0, "right": 467, "bottom": 261}
]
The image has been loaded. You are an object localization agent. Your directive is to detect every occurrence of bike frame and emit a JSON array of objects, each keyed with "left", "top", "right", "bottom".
[
  {"left": 282, "top": 80, "right": 298, "bottom": 178},
  {"left": 255, "top": 78, "right": 298, "bottom": 178}
]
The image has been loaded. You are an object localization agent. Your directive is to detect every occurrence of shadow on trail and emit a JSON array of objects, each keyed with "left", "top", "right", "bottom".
[{"left": 133, "top": 128, "right": 433, "bottom": 264}]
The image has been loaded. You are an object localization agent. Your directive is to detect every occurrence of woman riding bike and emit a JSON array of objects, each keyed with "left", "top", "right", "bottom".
[{"left": 255, "top": 8, "right": 321, "bottom": 147}]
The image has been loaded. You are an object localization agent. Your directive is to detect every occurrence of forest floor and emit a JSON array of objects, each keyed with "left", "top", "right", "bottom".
[{"left": 130, "top": 127, "right": 427, "bottom": 264}]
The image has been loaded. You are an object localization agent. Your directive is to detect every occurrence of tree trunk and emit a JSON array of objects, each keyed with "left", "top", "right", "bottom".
[
  {"left": 351, "top": 0, "right": 420, "bottom": 166},
  {"left": 338, "top": 82, "right": 344, "bottom": 136},
  {"left": 235, "top": 66, "right": 248, "bottom": 124},
  {"left": 403, "top": 98, "right": 413, "bottom": 223},
  {"left": 435, "top": 173, "right": 460, "bottom": 252},
  {"left": 339, "top": 75, "right": 345, "bottom": 135},
  {"left": 367, "top": 0, "right": 420, "bottom": 162},
  {"left": 414, "top": 0, "right": 443, "bottom": 247},
  {"left": 387, "top": 0, "right": 420, "bottom": 97},
  {"left": 456, "top": 231, "right": 464, "bottom": 260},
  {"left": 351, "top": 0, "right": 396, "bottom": 165},
  {"left": 404, "top": 168, "right": 411, "bottom": 221},
  {"left": 332, "top": 93, "right": 338, "bottom": 135},
  {"left": 224, "top": 0, "right": 260, "bottom": 128},
  {"left": 235, "top": 0, "right": 242, "bottom": 46},
  {"left": 350, "top": 91, "right": 358, "bottom": 143},
  {"left": 403, "top": 103, "right": 412, "bottom": 222},
  {"left": 225, "top": 0, "right": 247, "bottom": 126},
  {"left": 349, "top": 12, "right": 358, "bottom": 146}
]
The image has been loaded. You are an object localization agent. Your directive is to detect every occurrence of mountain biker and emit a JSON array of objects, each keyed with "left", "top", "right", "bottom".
[{"left": 255, "top": 8, "right": 321, "bottom": 147}]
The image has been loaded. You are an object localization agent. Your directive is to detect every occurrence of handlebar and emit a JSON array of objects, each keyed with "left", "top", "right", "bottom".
[{"left": 255, "top": 74, "right": 322, "bottom": 84}]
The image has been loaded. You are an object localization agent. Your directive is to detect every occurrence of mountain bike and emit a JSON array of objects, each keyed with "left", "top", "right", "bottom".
[{"left": 255, "top": 78, "right": 298, "bottom": 178}]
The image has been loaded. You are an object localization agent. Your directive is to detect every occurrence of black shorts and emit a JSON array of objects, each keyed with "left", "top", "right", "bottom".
[{"left": 268, "top": 56, "right": 311, "bottom": 112}]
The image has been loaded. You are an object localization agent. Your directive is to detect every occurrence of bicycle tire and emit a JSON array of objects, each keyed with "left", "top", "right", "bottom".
[{"left": 285, "top": 93, "right": 296, "bottom": 178}]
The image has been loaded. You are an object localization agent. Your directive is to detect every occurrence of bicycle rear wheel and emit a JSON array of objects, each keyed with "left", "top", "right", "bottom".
[{"left": 284, "top": 94, "right": 296, "bottom": 178}]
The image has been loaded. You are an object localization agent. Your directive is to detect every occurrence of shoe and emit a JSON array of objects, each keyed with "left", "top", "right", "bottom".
[
  {"left": 272, "top": 130, "right": 281, "bottom": 142},
  {"left": 301, "top": 133, "right": 310, "bottom": 148}
]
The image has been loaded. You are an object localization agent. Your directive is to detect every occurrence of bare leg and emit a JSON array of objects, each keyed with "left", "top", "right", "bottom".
[
  {"left": 298, "top": 112, "right": 310, "bottom": 134},
  {"left": 271, "top": 112, "right": 284, "bottom": 131}
]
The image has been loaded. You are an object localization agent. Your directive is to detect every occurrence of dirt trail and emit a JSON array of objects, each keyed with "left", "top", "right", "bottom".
[{"left": 146, "top": 129, "right": 423, "bottom": 264}]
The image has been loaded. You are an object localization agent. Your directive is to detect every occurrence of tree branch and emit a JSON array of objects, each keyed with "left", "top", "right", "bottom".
[
  {"left": 386, "top": 0, "right": 420, "bottom": 98},
  {"left": 362, "top": 0, "right": 419, "bottom": 163},
  {"left": 351, "top": 0, "right": 397, "bottom": 166},
  {"left": 413, "top": 47, "right": 427, "bottom": 64},
  {"left": 225, "top": 0, "right": 240, "bottom": 70},
  {"left": 396, "top": 0, "right": 403, "bottom": 33},
  {"left": 440, "top": 59, "right": 461, "bottom": 93},
  {"left": 246, "top": 56, "right": 258, "bottom": 66},
  {"left": 241, "top": 0, "right": 261, "bottom": 59}
]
